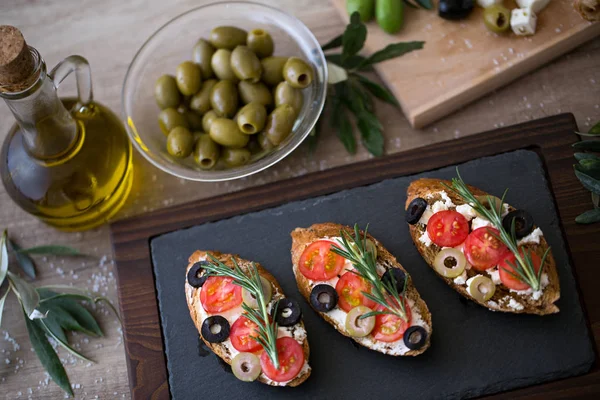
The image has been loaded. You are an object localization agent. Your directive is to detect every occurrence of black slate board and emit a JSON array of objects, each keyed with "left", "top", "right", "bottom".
[{"left": 150, "top": 149, "right": 594, "bottom": 400}]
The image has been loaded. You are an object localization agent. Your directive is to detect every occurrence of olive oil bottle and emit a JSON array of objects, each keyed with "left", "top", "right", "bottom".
[{"left": 0, "top": 26, "right": 133, "bottom": 231}]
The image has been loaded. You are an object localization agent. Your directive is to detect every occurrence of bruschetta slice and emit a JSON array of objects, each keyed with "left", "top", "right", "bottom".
[
  {"left": 291, "top": 223, "right": 432, "bottom": 356},
  {"left": 185, "top": 251, "right": 311, "bottom": 386},
  {"left": 405, "top": 176, "right": 560, "bottom": 315}
]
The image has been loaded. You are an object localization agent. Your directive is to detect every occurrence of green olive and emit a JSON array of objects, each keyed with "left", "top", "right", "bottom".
[
  {"left": 282, "top": 57, "right": 314, "bottom": 89},
  {"left": 376, "top": 0, "right": 404, "bottom": 34},
  {"left": 209, "top": 26, "right": 247, "bottom": 50},
  {"left": 238, "top": 81, "right": 273, "bottom": 108},
  {"left": 264, "top": 104, "right": 295, "bottom": 146},
  {"left": 175, "top": 61, "right": 202, "bottom": 96},
  {"left": 210, "top": 80, "right": 239, "bottom": 118},
  {"left": 483, "top": 4, "right": 511, "bottom": 34},
  {"left": 237, "top": 102, "right": 267, "bottom": 135},
  {"left": 202, "top": 110, "right": 218, "bottom": 133},
  {"left": 192, "top": 39, "right": 215, "bottom": 79},
  {"left": 154, "top": 75, "right": 181, "bottom": 109},
  {"left": 257, "top": 131, "right": 275, "bottom": 151},
  {"left": 274, "top": 81, "right": 303, "bottom": 117},
  {"left": 434, "top": 248, "right": 466, "bottom": 278},
  {"left": 158, "top": 108, "right": 189, "bottom": 136},
  {"left": 211, "top": 49, "right": 239, "bottom": 82},
  {"left": 231, "top": 352, "right": 261, "bottom": 382},
  {"left": 183, "top": 110, "right": 204, "bottom": 131},
  {"left": 260, "top": 56, "right": 288, "bottom": 87},
  {"left": 230, "top": 46, "right": 262, "bottom": 83},
  {"left": 468, "top": 276, "right": 496, "bottom": 302},
  {"left": 222, "top": 148, "right": 252, "bottom": 167},
  {"left": 193, "top": 131, "right": 207, "bottom": 142},
  {"left": 209, "top": 118, "right": 249, "bottom": 148},
  {"left": 242, "top": 276, "right": 272, "bottom": 308},
  {"left": 193, "top": 134, "right": 220, "bottom": 170},
  {"left": 166, "top": 126, "right": 194, "bottom": 158},
  {"left": 190, "top": 79, "right": 217, "bottom": 115},
  {"left": 345, "top": 306, "right": 376, "bottom": 337},
  {"left": 247, "top": 29, "right": 274, "bottom": 58}
]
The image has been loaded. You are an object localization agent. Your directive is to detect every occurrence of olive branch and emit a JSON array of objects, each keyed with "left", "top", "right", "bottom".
[
  {"left": 202, "top": 255, "right": 279, "bottom": 369},
  {"left": 442, "top": 170, "right": 549, "bottom": 291},
  {"left": 331, "top": 224, "right": 409, "bottom": 321}
]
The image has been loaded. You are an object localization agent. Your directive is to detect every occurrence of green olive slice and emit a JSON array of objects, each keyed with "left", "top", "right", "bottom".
[
  {"left": 434, "top": 248, "right": 466, "bottom": 278},
  {"left": 345, "top": 306, "right": 376, "bottom": 338},
  {"left": 231, "top": 352, "right": 261, "bottom": 382},
  {"left": 467, "top": 275, "right": 496, "bottom": 302},
  {"left": 242, "top": 276, "right": 272, "bottom": 308},
  {"left": 475, "top": 195, "right": 503, "bottom": 217}
]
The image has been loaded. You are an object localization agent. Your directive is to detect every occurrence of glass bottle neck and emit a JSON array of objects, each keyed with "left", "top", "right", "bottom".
[{"left": 1, "top": 48, "right": 78, "bottom": 160}]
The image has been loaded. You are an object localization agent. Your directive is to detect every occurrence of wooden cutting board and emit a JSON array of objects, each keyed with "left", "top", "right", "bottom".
[{"left": 331, "top": 0, "right": 600, "bottom": 128}]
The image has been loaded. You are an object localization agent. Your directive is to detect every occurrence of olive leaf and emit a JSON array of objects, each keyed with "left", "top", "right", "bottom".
[
  {"left": 39, "top": 317, "right": 94, "bottom": 363},
  {"left": 342, "top": 12, "right": 367, "bottom": 64},
  {"left": 9, "top": 240, "right": 36, "bottom": 279},
  {"left": 404, "top": 0, "right": 433, "bottom": 9},
  {"left": 40, "top": 293, "right": 103, "bottom": 337},
  {"left": 354, "top": 74, "right": 400, "bottom": 107},
  {"left": 321, "top": 34, "right": 342, "bottom": 51},
  {"left": 357, "top": 41, "right": 424, "bottom": 70},
  {"left": 575, "top": 152, "right": 599, "bottom": 162},
  {"left": 0, "top": 231, "right": 8, "bottom": 287},
  {"left": 574, "top": 168, "right": 600, "bottom": 194},
  {"left": 575, "top": 121, "right": 600, "bottom": 137},
  {"left": 325, "top": 54, "right": 374, "bottom": 71},
  {"left": 593, "top": 193, "right": 600, "bottom": 208},
  {"left": 25, "top": 314, "right": 73, "bottom": 397},
  {"left": 17, "top": 245, "right": 84, "bottom": 256},
  {"left": 39, "top": 285, "right": 121, "bottom": 325},
  {"left": 0, "top": 287, "right": 10, "bottom": 328},
  {"left": 576, "top": 161, "right": 600, "bottom": 180},
  {"left": 7, "top": 271, "right": 40, "bottom": 319},
  {"left": 40, "top": 312, "right": 68, "bottom": 343},
  {"left": 575, "top": 208, "right": 600, "bottom": 224},
  {"left": 357, "top": 111, "right": 384, "bottom": 156},
  {"left": 573, "top": 140, "right": 600, "bottom": 151},
  {"left": 331, "top": 99, "right": 356, "bottom": 154}
]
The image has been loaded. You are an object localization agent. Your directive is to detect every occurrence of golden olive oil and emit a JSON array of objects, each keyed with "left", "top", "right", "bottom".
[{"left": 1, "top": 99, "right": 133, "bottom": 231}]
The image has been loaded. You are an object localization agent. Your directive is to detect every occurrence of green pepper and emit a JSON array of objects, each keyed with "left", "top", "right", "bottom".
[
  {"left": 376, "top": 0, "right": 404, "bottom": 34},
  {"left": 346, "top": 0, "right": 375, "bottom": 22}
]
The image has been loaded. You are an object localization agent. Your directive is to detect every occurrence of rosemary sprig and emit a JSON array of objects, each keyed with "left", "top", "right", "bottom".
[
  {"left": 203, "top": 255, "right": 279, "bottom": 369},
  {"left": 443, "top": 170, "right": 550, "bottom": 291},
  {"left": 331, "top": 224, "right": 409, "bottom": 321}
]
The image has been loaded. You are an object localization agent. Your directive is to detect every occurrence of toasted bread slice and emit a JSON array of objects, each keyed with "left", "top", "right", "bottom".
[
  {"left": 185, "top": 251, "right": 311, "bottom": 387},
  {"left": 291, "top": 223, "right": 432, "bottom": 356},
  {"left": 406, "top": 178, "right": 560, "bottom": 315}
]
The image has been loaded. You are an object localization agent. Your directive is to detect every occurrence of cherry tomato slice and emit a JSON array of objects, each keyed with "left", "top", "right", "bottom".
[
  {"left": 372, "top": 299, "right": 412, "bottom": 343},
  {"left": 335, "top": 271, "right": 376, "bottom": 312},
  {"left": 298, "top": 240, "right": 346, "bottom": 281},
  {"left": 426, "top": 210, "right": 469, "bottom": 247},
  {"left": 260, "top": 337, "right": 305, "bottom": 382},
  {"left": 230, "top": 316, "right": 262, "bottom": 352},
  {"left": 463, "top": 227, "right": 511, "bottom": 271},
  {"left": 498, "top": 248, "right": 541, "bottom": 290},
  {"left": 200, "top": 276, "right": 243, "bottom": 313}
]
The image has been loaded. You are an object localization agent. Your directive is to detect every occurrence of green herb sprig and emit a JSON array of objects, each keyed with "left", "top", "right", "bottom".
[
  {"left": 573, "top": 120, "right": 600, "bottom": 224},
  {"left": 331, "top": 224, "right": 409, "bottom": 321},
  {"left": 202, "top": 255, "right": 280, "bottom": 369},
  {"left": 443, "top": 171, "right": 550, "bottom": 291},
  {"left": 0, "top": 230, "right": 119, "bottom": 397},
  {"left": 309, "top": 12, "right": 424, "bottom": 156}
]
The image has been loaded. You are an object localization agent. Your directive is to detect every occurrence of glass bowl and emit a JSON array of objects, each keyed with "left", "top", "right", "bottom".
[{"left": 122, "top": 1, "right": 327, "bottom": 181}]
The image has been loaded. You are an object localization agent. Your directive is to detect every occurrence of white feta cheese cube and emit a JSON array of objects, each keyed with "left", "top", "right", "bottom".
[
  {"left": 477, "top": 0, "right": 503, "bottom": 8},
  {"left": 516, "top": 0, "right": 551, "bottom": 14},
  {"left": 511, "top": 8, "right": 537, "bottom": 36}
]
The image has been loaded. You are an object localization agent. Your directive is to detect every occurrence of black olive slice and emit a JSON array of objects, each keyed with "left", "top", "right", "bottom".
[
  {"left": 438, "top": 0, "right": 475, "bottom": 21},
  {"left": 272, "top": 298, "right": 302, "bottom": 327},
  {"left": 382, "top": 268, "right": 407, "bottom": 294},
  {"left": 405, "top": 197, "right": 428, "bottom": 225},
  {"left": 502, "top": 210, "right": 534, "bottom": 239},
  {"left": 403, "top": 326, "right": 427, "bottom": 350},
  {"left": 310, "top": 285, "right": 338, "bottom": 312},
  {"left": 187, "top": 261, "right": 209, "bottom": 288},
  {"left": 201, "top": 316, "right": 230, "bottom": 343}
]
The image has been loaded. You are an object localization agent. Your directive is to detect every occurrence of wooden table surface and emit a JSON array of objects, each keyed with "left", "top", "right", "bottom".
[{"left": 0, "top": 0, "right": 598, "bottom": 399}]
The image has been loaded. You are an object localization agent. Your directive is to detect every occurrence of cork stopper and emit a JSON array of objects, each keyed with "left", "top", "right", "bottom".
[{"left": 0, "top": 25, "right": 36, "bottom": 91}]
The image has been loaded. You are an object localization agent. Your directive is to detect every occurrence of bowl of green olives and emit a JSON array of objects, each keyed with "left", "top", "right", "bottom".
[{"left": 122, "top": 2, "right": 327, "bottom": 181}]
